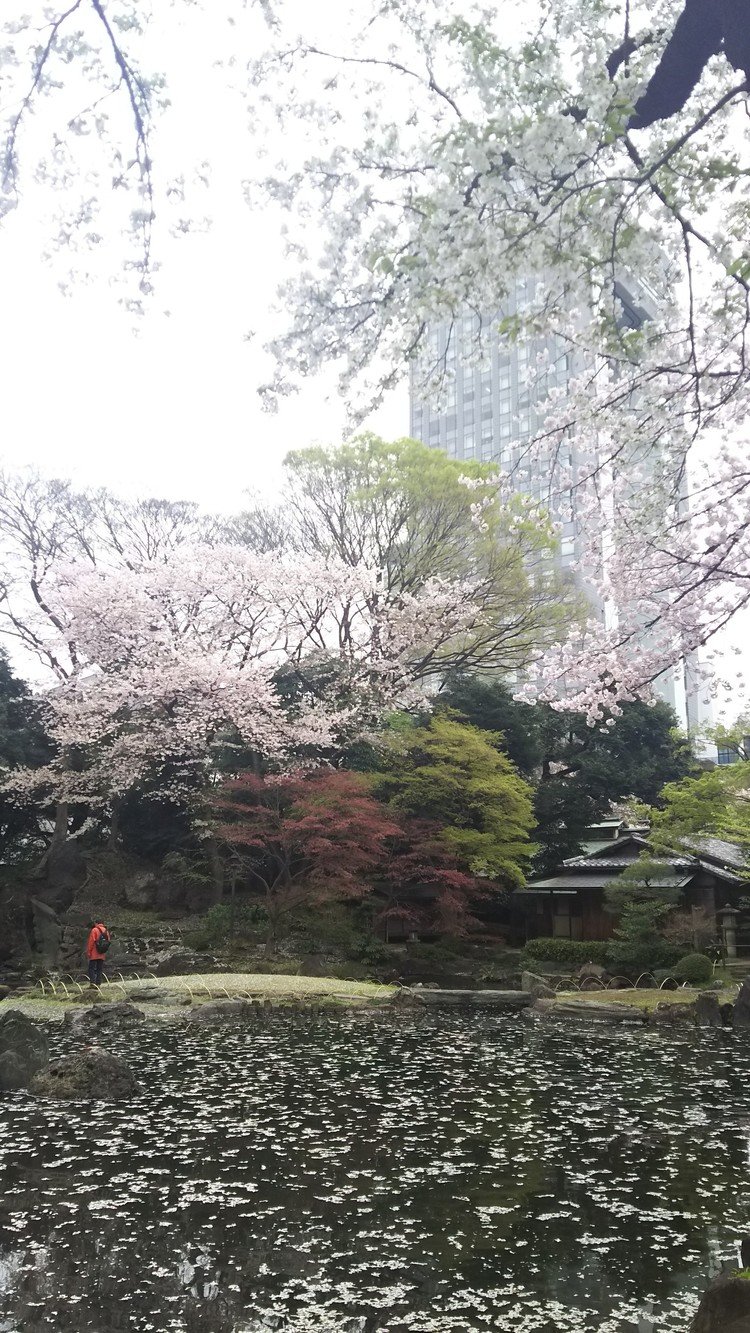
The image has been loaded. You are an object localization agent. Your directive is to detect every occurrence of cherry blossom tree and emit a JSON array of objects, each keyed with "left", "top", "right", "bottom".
[
  {"left": 0, "top": 469, "right": 220, "bottom": 679},
  {"left": 2, "top": 540, "right": 516, "bottom": 831},
  {"left": 243, "top": 0, "right": 750, "bottom": 720}
]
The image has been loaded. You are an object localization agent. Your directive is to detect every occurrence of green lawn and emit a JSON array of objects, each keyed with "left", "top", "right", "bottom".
[
  {"left": 116, "top": 972, "right": 395, "bottom": 1002},
  {"left": 3, "top": 972, "right": 397, "bottom": 1020}
]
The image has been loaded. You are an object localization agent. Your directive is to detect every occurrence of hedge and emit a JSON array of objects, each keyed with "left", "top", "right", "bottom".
[{"left": 522, "top": 938, "right": 610, "bottom": 968}]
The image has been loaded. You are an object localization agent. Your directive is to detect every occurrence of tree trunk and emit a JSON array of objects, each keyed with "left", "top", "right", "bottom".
[
  {"left": 229, "top": 867, "right": 238, "bottom": 932},
  {"left": 107, "top": 799, "right": 120, "bottom": 852},
  {"left": 34, "top": 801, "right": 69, "bottom": 877},
  {"left": 207, "top": 837, "right": 224, "bottom": 905}
]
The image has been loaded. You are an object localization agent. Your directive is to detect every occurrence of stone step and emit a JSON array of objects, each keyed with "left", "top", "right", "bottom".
[{"left": 410, "top": 988, "right": 533, "bottom": 1009}]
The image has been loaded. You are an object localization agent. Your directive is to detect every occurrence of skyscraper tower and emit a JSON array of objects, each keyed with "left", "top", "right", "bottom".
[{"left": 408, "top": 276, "right": 711, "bottom": 739}]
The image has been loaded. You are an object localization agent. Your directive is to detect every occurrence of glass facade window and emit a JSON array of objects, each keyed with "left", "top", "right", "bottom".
[{"left": 717, "top": 746, "right": 738, "bottom": 766}]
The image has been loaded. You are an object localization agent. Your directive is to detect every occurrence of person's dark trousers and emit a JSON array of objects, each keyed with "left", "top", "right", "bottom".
[{"left": 88, "top": 959, "right": 104, "bottom": 986}]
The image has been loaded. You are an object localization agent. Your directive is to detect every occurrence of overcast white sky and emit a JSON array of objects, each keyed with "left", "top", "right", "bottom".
[
  {"left": 0, "top": 188, "right": 406, "bottom": 510},
  {"left": 0, "top": 2, "right": 406, "bottom": 509}
]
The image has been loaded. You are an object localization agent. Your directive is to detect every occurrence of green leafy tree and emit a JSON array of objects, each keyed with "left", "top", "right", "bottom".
[
  {"left": 0, "top": 652, "right": 51, "bottom": 861},
  {"left": 437, "top": 677, "right": 695, "bottom": 873},
  {"left": 651, "top": 768, "right": 750, "bottom": 858},
  {"left": 436, "top": 675, "right": 544, "bottom": 775},
  {"left": 604, "top": 856, "right": 683, "bottom": 918},
  {"left": 373, "top": 715, "right": 535, "bottom": 889},
  {"left": 604, "top": 856, "right": 683, "bottom": 976},
  {"left": 239, "top": 435, "right": 576, "bottom": 678}
]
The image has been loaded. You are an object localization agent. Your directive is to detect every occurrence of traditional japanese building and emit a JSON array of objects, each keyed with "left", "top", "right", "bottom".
[{"left": 514, "top": 820, "right": 749, "bottom": 955}]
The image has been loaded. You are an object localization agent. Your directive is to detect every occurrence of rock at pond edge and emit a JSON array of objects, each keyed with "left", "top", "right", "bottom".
[
  {"left": 690, "top": 1271, "right": 750, "bottom": 1332},
  {"left": 0, "top": 1008, "right": 49, "bottom": 1091},
  {"left": 63, "top": 1001, "right": 146, "bottom": 1035},
  {"left": 521, "top": 971, "right": 556, "bottom": 999},
  {"left": 733, "top": 977, "right": 750, "bottom": 1030},
  {"left": 30, "top": 1047, "right": 140, "bottom": 1100}
]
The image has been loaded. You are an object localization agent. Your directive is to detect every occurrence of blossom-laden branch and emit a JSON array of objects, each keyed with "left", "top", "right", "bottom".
[
  {"left": 244, "top": 0, "right": 750, "bottom": 716},
  {"left": 1, "top": 542, "right": 514, "bottom": 810}
]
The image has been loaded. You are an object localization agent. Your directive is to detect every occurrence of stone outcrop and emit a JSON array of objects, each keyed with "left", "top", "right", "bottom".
[
  {"left": 650, "top": 1001, "right": 700, "bottom": 1027},
  {"left": 528, "top": 992, "right": 730, "bottom": 1028},
  {"left": 63, "top": 1001, "right": 145, "bottom": 1036},
  {"left": 0, "top": 1009, "right": 49, "bottom": 1091},
  {"left": 152, "top": 949, "right": 217, "bottom": 976},
  {"left": 30, "top": 1047, "right": 140, "bottom": 1100},
  {"left": 578, "top": 962, "right": 608, "bottom": 981},
  {"left": 43, "top": 838, "right": 86, "bottom": 908},
  {"left": 733, "top": 977, "right": 750, "bottom": 1030},
  {"left": 521, "top": 971, "right": 556, "bottom": 999},
  {"left": 528, "top": 998, "right": 646, "bottom": 1025},
  {"left": 119, "top": 870, "right": 159, "bottom": 910},
  {"left": 690, "top": 1272, "right": 750, "bottom": 1332},
  {"left": 694, "top": 992, "right": 724, "bottom": 1028}
]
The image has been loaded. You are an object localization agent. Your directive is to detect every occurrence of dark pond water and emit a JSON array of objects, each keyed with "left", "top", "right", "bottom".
[{"left": 1, "top": 1011, "right": 749, "bottom": 1333}]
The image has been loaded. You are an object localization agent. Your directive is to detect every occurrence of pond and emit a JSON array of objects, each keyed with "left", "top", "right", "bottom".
[{"left": 0, "top": 1011, "right": 749, "bottom": 1333}]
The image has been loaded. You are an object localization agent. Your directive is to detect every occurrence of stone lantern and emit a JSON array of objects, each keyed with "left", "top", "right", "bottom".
[{"left": 719, "top": 906, "right": 739, "bottom": 959}]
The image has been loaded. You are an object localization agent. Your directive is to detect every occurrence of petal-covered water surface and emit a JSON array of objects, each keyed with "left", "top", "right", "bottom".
[{"left": 0, "top": 1010, "right": 748, "bottom": 1332}]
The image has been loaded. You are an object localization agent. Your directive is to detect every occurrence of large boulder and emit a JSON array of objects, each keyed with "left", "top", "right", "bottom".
[
  {"left": 30, "top": 1047, "right": 140, "bottom": 1100},
  {"left": 580, "top": 975, "right": 608, "bottom": 991},
  {"left": 0, "top": 1009, "right": 49, "bottom": 1091},
  {"left": 733, "top": 978, "right": 750, "bottom": 1030},
  {"left": 44, "top": 838, "right": 86, "bottom": 909},
  {"left": 690, "top": 1272, "right": 750, "bottom": 1332},
  {"left": 522, "top": 970, "right": 556, "bottom": 999},
  {"left": 58, "top": 924, "right": 85, "bottom": 974},
  {"left": 119, "top": 871, "right": 158, "bottom": 910},
  {"left": 578, "top": 962, "right": 608, "bottom": 981},
  {"left": 63, "top": 1001, "right": 145, "bottom": 1037},
  {"left": 151, "top": 949, "right": 217, "bottom": 976},
  {"left": 694, "top": 992, "right": 724, "bottom": 1028},
  {"left": 650, "top": 1002, "right": 699, "bottom": 1027}
]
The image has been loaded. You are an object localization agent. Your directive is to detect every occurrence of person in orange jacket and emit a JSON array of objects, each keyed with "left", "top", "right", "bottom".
[{"left": 86, "top": 921, "right": 111, "bottom": 988}]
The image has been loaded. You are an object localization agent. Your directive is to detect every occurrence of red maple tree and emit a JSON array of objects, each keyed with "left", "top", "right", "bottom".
[
  {"left": 384, "top": 820, "right": 483, "bottom": 939},
  {"left": 212, "top": 768, "right": 402, "bottom": 939},
  {"left": 213, "top": 769, "right": 484, "bottom": 943}
]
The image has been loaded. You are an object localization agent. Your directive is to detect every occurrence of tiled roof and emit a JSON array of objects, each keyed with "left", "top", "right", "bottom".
[
  {"left": 524, "top": 872, "right": 694, "bottom": 891},
  {"left": 683, "top": 835, "right": 748, "bottom": 870},
  {"left": 564, "top": 855, "right": 692, "bottom": 869}
]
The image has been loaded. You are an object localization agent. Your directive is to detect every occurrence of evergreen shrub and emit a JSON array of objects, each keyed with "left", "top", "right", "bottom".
[
  {"left": 522, "top": 937, "right": 609, "bottom": 968},
  {"left": 672, "top": 951, "right": 714, "bottom": 985}
]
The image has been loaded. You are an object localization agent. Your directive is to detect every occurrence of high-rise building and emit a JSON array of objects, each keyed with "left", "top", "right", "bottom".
[{"left": 408, "top": 277, "right": 712, "bottom": 741}]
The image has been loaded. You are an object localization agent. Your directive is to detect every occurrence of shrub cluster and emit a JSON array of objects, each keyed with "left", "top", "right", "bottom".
[
  {"left": 672, "top": 952, "right": 714, "bottom": 985},
  {"left": 522, "top": 938, "right": 609, "bottom": 968},
  {"left": 522, "top": 935, "right": 715, "bottom": 983}
]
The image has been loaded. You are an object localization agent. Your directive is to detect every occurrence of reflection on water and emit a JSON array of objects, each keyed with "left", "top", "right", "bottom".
[{"left": 0, "top": 1010, "right": 749, "bottom": 1332}]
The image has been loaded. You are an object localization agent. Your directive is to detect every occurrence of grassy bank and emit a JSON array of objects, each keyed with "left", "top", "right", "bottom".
[{"left": 3, "top": 972, "right": 398, "bottom": 1021}]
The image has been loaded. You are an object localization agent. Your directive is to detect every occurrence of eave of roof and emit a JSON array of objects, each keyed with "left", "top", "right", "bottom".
[{"left": 524, "top": 873, "right": 694, "bottom": 891}]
